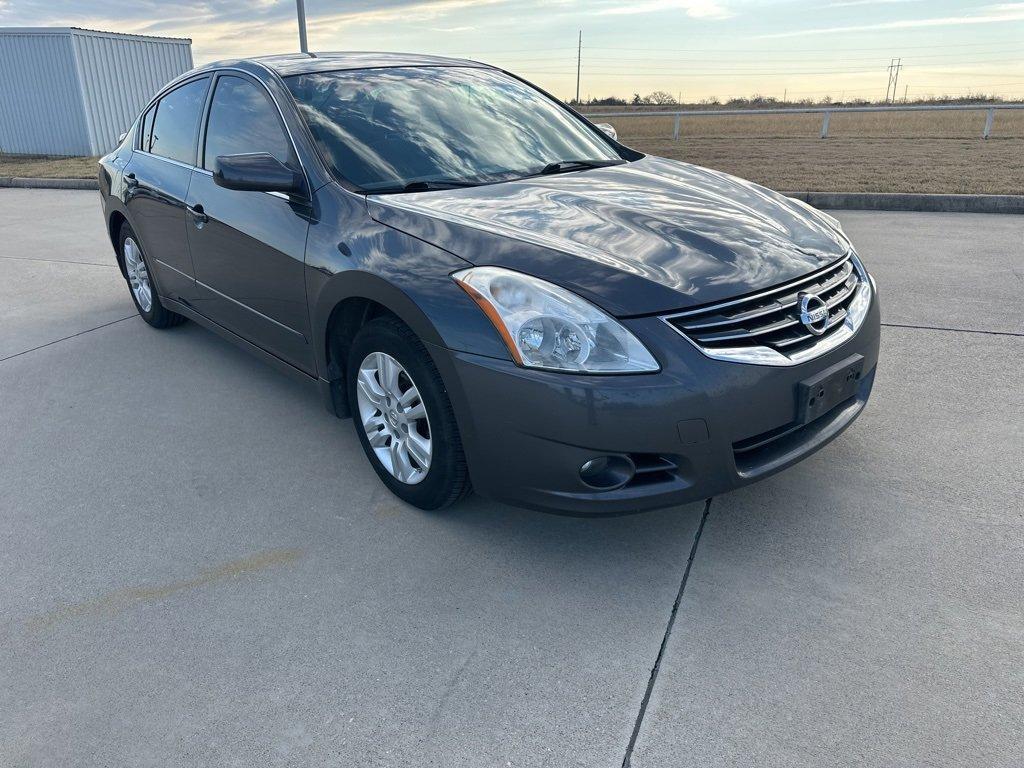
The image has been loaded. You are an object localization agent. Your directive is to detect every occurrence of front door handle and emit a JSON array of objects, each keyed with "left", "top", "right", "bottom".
[{"left": 187, "top": 203, "right": 209, "bottom": 225}]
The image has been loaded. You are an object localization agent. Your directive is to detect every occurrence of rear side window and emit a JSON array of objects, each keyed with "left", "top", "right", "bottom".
[
  {"left": 140, "top": 106, "right": 156, "bottom": 151},
  {"left": 149, "top": 78, "right": 210, "bottom": 165},
  {"left": 203, "top": 75, "right": 295, "bottom": 171}
]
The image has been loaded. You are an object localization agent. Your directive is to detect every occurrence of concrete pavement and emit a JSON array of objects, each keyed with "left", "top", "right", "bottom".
[{"left": 1, "top": 191, "right": 1021, "bottom": 766}]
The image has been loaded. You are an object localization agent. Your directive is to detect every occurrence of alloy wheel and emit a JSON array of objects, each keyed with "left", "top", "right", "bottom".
[
  {"left": 124, "top": 237, "right": 153, "bottom": 312},
  {"left": 355, "top": 351, "right": 432, "bottom": 484}
]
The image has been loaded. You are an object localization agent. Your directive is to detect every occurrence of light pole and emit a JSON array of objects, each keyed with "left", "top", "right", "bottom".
[
  {"left": 296, "top": 0, "right": 309, "bottom": 53},
  {"left": 575, "top": 30, "right": 581, "bottom": 105}
]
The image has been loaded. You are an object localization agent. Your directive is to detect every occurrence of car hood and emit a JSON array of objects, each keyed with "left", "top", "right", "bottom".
[{"left": 367, "top": 155, "right": 850, "bottom": 316}]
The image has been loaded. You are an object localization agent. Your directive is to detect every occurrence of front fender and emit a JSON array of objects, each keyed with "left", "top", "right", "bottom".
[
  {"left": 310, "top": 269, "right": 449, "bottom": 375},
  {"left": 306, "top": 187, "right": 512, "bottom": 374}
]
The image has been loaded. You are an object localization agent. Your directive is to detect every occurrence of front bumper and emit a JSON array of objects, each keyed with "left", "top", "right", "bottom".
[{"left": 431, "top": 288, "right": 881, "bottom": 515}]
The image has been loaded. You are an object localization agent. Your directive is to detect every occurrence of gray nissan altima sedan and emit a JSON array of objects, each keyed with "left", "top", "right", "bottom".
[{"left": 98, "top": 52, "right": 880, "bottom": 515}]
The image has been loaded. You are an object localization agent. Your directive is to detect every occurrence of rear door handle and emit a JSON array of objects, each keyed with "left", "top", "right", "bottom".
[{"left": 187, "top": 203, "right": 209, "bottom": 225}]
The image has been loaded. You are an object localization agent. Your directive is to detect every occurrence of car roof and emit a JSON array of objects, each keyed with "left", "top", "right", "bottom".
[{"left": 199, "top": 51, "right": 491, "bottom": 78}]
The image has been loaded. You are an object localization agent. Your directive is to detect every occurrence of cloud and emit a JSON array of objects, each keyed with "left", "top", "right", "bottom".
[
  {"left": 596, "top": 0, "right": 734, "bottom": 20},
  {"left": 825, "top": 0, "right": 922, "bottom": 7},
  {"left": 0, "top": 0, "right": 511, "bottom": 61},
  {"left": 759, "top": 2, "right": 1024, "bottom": 37}
]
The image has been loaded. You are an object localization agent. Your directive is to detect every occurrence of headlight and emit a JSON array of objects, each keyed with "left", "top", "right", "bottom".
[{"left": 452, "top": 266, "right": 659, "bottom": 373}]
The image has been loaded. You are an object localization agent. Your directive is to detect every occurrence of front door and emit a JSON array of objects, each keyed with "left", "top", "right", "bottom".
[{"left": 185, "top": 73, "right": 314, "bottom": 373}]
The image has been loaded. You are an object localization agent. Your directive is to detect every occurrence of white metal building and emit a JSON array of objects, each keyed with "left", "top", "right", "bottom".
[{"left": 0, "top": 27, "right": 193, "bottom": 156}]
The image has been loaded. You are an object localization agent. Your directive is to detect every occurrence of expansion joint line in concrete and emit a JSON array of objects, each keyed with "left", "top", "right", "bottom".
[
  {"left": 0, "top": 315, "right": 136, "bottom": 363},
  {"left": 881, "top": 322, "right": 1022, "bottom": 338},
  {"left": 621, "top": 497, "right": 712, "bottom": 768}
]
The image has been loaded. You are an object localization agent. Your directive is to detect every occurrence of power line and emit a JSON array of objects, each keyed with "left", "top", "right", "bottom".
[
  {"left": 477, "top": 50, "right": 1024, "bottom": 66},
  {"left": 907, "top": 80, "right": 1024, "bottom": 88},
  {"left": 583, "top": 39, "right": 1024, "bottom": 53},
  {"left": 446, "top": 37, "right": 1024, "bottom": 58},
  {"left": 514, "top": 66, "right": 1024, "bottom": 77},
  {"left": 526, "top": 58, "right": 1024, "bottom": 74}
]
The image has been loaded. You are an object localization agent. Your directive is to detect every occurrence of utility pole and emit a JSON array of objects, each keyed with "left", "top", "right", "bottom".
[
  {"left": 903, "top": 84, "right": 908, "bottom": 102},
  {"left": 296, "top": 0, "right": 309, "bottom": 53},
  {"left": 575, "top": 30, "right": 582, "bottom": 105},
  {"left": 885, "top": 58, "right": 902, "bottom": 103}
]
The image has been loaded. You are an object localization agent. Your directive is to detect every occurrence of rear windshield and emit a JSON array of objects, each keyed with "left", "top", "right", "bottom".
[{"left": 285, "top": 66, "right": 621, "bottom": 192}]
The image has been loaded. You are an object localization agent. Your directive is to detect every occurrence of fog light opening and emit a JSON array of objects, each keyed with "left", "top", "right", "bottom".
[{"left": 579, "top": 455, "right": 635, "bottom": 491}]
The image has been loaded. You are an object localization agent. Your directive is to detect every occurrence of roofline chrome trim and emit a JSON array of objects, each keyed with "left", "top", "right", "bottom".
[
  {"left": 662, "top": 254, "right": 873, "bottom": 367},
  {"left": 132, "top": 66, "right": 311, "bottom": 197}
]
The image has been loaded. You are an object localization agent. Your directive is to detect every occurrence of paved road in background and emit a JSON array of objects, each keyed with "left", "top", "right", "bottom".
[{"left": 1, "top": 189, "right": 1021, "bottom": 767}]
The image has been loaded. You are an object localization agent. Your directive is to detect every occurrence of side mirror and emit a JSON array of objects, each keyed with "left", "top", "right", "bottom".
[
  {"left": 595, "top": 122, "right": 618, "bottom": 141},
  {"left": 213, "top": 152, "right": 304, "bottom": 195}
]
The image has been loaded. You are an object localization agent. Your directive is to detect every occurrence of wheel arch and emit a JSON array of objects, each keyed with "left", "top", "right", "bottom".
[
  {"left": 315, "top": 271, "right": 448, "bottom": 418},
  {"left": 107, "top": 209, "right": 129, "bottom": 278}
]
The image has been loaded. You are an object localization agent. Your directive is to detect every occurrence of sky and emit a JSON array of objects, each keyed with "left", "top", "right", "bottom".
[{"left": 1, "top": 0, "right": 1022, "bottom": 101}]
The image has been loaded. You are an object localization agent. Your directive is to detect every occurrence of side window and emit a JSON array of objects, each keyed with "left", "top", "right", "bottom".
[
  {"left": 203, "top": 75, "right": 295, "bottom": 171},
  {"left": 140, "top": 105, "right": 155, "bottom": 151},
  {"left": 150, "top": 78, "right": 210, "bottom": 165}
]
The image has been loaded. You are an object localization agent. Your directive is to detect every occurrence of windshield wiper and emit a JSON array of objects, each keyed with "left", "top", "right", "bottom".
[
  {"left": 401, "top": 180, "right": 483, "bottom": 192},
  {"left": 537, "top": 159, "right": 625, "bottom": 175}
]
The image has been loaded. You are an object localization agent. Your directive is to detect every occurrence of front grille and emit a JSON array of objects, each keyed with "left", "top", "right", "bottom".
[{"left": 665, "top": 253, "right": 866, "bottom": 363}]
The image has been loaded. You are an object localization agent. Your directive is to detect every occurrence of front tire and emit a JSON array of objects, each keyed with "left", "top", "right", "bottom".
[
  {"left": 347, "top": 316, "right": 470, "bottom": 510},
  {"left": 119, "top": 223, "right": 185, "bottom": 329}
]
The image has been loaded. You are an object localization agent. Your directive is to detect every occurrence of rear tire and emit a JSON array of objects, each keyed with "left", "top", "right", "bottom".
[
  {"left": 119, "top": 223, "right": 186, "bottom": 329},
  {"left": 347, "top": 316, "right": 470, "bottom": 510}
]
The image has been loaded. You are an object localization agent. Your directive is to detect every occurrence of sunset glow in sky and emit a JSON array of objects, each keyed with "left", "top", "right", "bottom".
[{"left": 2, "top": 0, "right": 1023, "bottom": 101}]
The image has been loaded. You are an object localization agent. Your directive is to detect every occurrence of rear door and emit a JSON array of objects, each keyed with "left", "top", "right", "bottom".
[
  {"left": 185, "top": 72, "right": 315, "bottom": 373},
  {"left": 122, "top": 76, "right": 210, "bottom": 302}
]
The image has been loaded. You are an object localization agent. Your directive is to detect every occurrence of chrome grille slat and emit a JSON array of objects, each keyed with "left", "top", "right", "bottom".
[
  {"left": 763, "top": 262, "right": 854, "bottom": 311},
  {"left": 671, "top": 254, "right": 851, "bottom": 320},
  {"left": 772, "top": 307, "right": 848, "bottom": 347},
  {"left": 824, "top": 277, "right": 858, "bottom": 308},
  {"left": 663, "top": 251, "right": 869, "bottom": 364},
  {"left": 693, "top": 314, "right": 801, "bottom": 344}
]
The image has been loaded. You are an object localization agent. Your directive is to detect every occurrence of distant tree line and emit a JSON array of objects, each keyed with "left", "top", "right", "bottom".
[{"left": 568, "top": 92, "right": 1021, "bottom": 109}]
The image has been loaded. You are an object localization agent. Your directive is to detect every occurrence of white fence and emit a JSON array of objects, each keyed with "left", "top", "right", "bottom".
[{"left": 584, "top": 103, "right": 1024, "bottom": 140}]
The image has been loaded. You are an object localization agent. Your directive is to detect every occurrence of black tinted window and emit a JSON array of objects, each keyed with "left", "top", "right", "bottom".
[
  {"left": 285, "top": 67, "right": 619, "bottom": 191},
  {"left": 204, "top": 76, "right": 294, "bottom": 171},
  {"left": 150, "top": 78, "right": 209, "bottom": 165}
]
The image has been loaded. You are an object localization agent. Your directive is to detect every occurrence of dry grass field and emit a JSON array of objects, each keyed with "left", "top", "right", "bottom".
[
  {"left": 585, "top": 108, "right": 1024, "bottom": 194},
  {"left": 3, "top": 109, "right": 1022, "bottom": 193},
  {"left": 0, "top": 154, "right": 97, "bottom": 179}
]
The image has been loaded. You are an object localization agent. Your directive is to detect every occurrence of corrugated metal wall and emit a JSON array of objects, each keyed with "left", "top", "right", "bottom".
[
  {"left": 72, "top": 30, "right": 193, "bottom": 155},
  {"left": 0, "top": 31, "right": 92, "bottom": 155},
  {"left": 0, "top": 28, "right": 192, "bottom": 157}
]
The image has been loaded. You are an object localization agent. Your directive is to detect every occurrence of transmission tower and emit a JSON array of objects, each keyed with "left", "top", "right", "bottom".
[{"left": 885, "top": 58, "right": 903, "bottom": 103}]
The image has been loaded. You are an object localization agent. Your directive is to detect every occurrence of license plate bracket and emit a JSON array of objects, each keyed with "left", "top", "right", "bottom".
[{"left": 797, "top": 354, "right": 864, "bottom": 424}]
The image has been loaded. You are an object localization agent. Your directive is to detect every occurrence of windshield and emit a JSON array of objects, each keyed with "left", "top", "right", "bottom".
[{"left": 285, "top": 66, "right": 622, "bottom": 192}]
